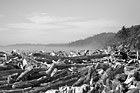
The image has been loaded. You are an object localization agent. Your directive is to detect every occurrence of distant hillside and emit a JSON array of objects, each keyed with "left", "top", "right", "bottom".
[
  {"left": 7, "top": 43, "right": 67, "bottom": 47},
  {"left": 68, "top": 32, "right": 116, "bottom": 49},
  {"left": 111, "top": 25, "right": 140, "bottom": 50},
  {"left": 2, "top": 24, "right": 140, "bottom": 51},
  {"left": 68, "top": 24, "right": 140, "bottom": 50},
  {"left": 0, "top": 32, "right": 116, "bottom": 51}
]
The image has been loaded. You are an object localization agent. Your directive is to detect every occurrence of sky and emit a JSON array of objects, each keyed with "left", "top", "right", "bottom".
[{"left": 0, "top": 0, "right": 140, "bottom": 45}]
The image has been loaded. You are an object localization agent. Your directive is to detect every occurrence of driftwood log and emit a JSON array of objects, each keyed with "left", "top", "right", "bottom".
[
  {"left": 0, "top": 69, "right": 24, "bottom": 76},
  {"left": 28, "top": 77, "right": 79, "bottom": 93},
  {"left": 32, "top": 53, "right": 110, "bottom": 61},
  {"left": 12, "top": 70, "right": 69, "bottom": 89},
  {"left": 16, "top": 68, "right": 48, "bottom": 82},
  {"left": 0, "top": 87, "right": 31, "bottom": 93},
  {"left": 84, "top": 66, "right": 94, "bottom": 84},
  {"left": 0, "top": 84, "right": 13, "bottom": 90},
  {"left": 0, "top": 64, "right": 16, "bottom": 71},
  {"left": 72, "top": 76, "right": 86, "bottom": 86}
]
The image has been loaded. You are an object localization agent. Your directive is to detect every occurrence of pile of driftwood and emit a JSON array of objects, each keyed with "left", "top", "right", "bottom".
[{"left": 0, "top": 49, "right": 140, "bottom": 93}]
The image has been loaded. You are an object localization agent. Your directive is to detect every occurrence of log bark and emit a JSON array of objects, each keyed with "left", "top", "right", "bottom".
[
  {"left": 29, "top": 77, "right": 79, "bottom": 93},
  {"left": 21, "top": 53, "right": 48, "bottom": 68},
  {"left": 28, "top": 71, "right": 47, "bottom": 80},
  {"left": 16, "top": 68, "right": 48, "bottom": 81},
  {"left": 72, "top": 76, "right": 86, "bottom": 86},
  {"left": 0, "top": 76, "right": 7, "bottom": 81},
  {"left": 45, "top": 63, "right": 56, "bottom": 76},
  {"left": 12, "top": 76, "right": 48, "bottom": 88},
  {"left": 7, "top": 73, "right": 19, "bottom": 84},
  {"left": 0, "top": 64, "right": 16, "bottom": 71},
  {"left": 32, "top": 53, "right": 110, "bottom": 61},
  {"left": 56, "top": 63, "right": 91, "bottom": 70},
  {"left": 0, "top": 84, "right": 12, "bottom": 90},
  {"left": 50, "top": 69, "right": 68, "bottom": 81},
  {"left": 40, "top": 72, "right": 80, "bottom": 87},
  {"left": 0, "top": 87, "right": 31, "bottom": 93},
  {"left": 0, "top": 69, "right": 24, "bottom": 76},
  {"left": 13, "top": 70, "right": 70, "bottom": 89},
  {"left": 0, "top": 80, "right": 7, "bottom": 85},
  {"left": 84, "top": 67, "right": 94, "bottom": 84}
]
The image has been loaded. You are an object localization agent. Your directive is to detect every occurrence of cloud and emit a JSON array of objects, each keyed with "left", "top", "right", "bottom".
[
  {"left": 7, "top": 18, "right": 121, "bottom": 31},
  {"left": 7, "top": 23, "right": 69, "bottom": 30},
  {"left": 3, "top": 14, "right": 122, "bottom": 45},
  {"left": 6, "top": 12, "right": 82, "bottom": 30},
  {"left": 9, "top": 12, "right": 121, "bottom": 32},
  {"left": 24, "top": 12, "right": 80, "bottom": 24},
  {"left": 60, "top": 19, "right": 121, "bottom": 28},
  {"left": 6, "top": 13, "right": 122, "bottom": 37}
]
